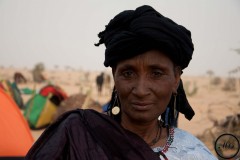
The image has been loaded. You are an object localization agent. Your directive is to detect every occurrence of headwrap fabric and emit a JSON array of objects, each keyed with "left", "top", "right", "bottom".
[
  {"left": 176, "top": 80, "right": 195, "bottom": 120},
  {"left": 95, "top": 5, "right": 194, "bottom": 70},
  {"left": 95, "top": 5, "right": 195, "bottom": 121}
]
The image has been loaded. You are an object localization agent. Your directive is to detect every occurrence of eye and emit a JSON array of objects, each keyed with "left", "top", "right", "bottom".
[
  {"left": 122, "top": 70, "right": 134, "bottom": 78},
  {"left": 151, "top": 69, "right": 164, "bottom": 78}
]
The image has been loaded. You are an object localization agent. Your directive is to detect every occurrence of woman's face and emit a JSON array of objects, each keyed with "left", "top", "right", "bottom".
[{"left": 113, "top": 50, "right": 180, "bottom": 124}]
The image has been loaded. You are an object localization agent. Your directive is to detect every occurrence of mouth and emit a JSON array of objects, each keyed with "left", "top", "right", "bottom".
[{"left": 131, "top": 102, "right": 153, "bottom": 111}]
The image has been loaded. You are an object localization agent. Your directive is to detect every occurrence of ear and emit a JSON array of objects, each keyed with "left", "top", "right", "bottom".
[
  {"left": 111, "top": 67, "right": 116, "bottom": 82},
  {"left": 173, "top": 67, "right": 181, "bottom": 93},
  {"left": 173, "top": 77, "right": 180, "bottom": 93},
  {"left": 111, "top": 67, "right": 116, "bottom": 75}
]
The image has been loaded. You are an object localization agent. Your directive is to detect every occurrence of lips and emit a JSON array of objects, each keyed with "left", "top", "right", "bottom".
[{"left": 131, "top": 102, "right": 153, "bottom": 111}]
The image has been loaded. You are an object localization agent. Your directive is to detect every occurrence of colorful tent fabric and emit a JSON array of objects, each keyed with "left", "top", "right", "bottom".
[
  {"left": 0, "top": 80, "right": 24, "bottom": 109},
  {"left": 39, "top": 85, "right": 68, "bottom": 105},
  {"left": 0, "top": 88, "right": 34, "bottom": 157},
  {"left": 11, "top": 82, "right": 25, "bottom": 109},
  {"left": 20, "top": 87, "right": 34, "bottom": 95},
  {"left": 0, "top": 80, "right": 13, "bottom": 97},
  {"left": 24, "top": 94, "right": 58, "bottom": 129},
  {"left": 24, "top": 85, "right": 68, "bottom": 129}
]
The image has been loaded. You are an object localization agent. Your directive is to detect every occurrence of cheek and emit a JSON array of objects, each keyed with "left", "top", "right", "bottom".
[
  {"left": 114, "top": 79, "right": 134, "bottom": 108},
  {"left": 153, "top": 82, "right": 174, "bottom": 104},
  {"left": 114, "top": 79, "right": 132, "bottom": 97}
]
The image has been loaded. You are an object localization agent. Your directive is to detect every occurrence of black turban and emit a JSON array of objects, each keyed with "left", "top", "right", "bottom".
[
  {"left": 95, "top": 5, "right": 195, "bottom": 121},
  {"left": 95, "top": 5, "right": 194, "bottom": 70}
]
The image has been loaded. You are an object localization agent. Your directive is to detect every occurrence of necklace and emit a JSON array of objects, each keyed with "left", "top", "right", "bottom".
[
  {"left": 162, "top": 127, "right": 174, "bottom": 153},
  {"left": 148, "top": 121, "right": 162, "bottom": 147},
  {"left": 155, "top": 127, "right": 174, "bottom": 160}
]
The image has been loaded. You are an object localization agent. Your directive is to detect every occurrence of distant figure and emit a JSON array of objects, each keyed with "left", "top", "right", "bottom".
[
  {"left": 32, "top": 63, "right": 46, "bottom": 83},
  {"left": 96, "top": 72, "right": 104, "bottom": 95},
  {"left": 32, "top": 70, "right": 45, "bottom": 83},
  {"left": 104, "top": 74, "right": 111, "bottom": 95},
  {"left": 14, "top": 72, "right": 27, "bottom": 84}
]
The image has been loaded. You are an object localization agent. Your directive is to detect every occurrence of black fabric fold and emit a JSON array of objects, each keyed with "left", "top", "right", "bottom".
[
  {"left": 176, "top": 79, "right": 195, "bottom": 120},
  {"left": 25, "top": 109, "right": 160, "bottom": 160}
]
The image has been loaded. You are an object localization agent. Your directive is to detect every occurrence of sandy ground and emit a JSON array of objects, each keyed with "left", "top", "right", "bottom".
[{"left": 1, "top": 66, "right": 240, "bottom": 156}]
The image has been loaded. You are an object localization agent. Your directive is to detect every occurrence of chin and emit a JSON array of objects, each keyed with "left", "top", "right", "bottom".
[{"left": 131, "top": 114, "right": 156, "bottom": 123}]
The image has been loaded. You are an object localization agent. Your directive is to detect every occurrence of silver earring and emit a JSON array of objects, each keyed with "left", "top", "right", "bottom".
[
  {"left": 111, "top": 91, "right": 120, "bottom": 115},
  {"left": 173, "top": 92, "right": 178, "bottom": 120}
]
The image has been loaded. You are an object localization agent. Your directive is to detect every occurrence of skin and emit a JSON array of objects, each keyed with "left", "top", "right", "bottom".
[{"left": 112, "top": 50, "right": 181, "bottom": 147}]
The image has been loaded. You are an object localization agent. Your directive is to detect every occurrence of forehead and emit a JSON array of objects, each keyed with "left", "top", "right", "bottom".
[{"left": 116, "top": 50, "right": 174, "bottom": 68}]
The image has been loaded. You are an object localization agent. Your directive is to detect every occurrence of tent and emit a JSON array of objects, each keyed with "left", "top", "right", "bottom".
[
  {"left": 24, "top": 84, "right": 68, "bottom": 129},
  {"left": 0, "top": 88, "right": 34, "bottom": 158},
  {"left": 0, "top": 80, "right": 24, "bottom": 109}
]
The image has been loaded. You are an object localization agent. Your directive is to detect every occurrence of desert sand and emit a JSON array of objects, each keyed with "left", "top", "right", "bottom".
[{"left": 1, "top": 66, "right": 240, "bottom": 156}]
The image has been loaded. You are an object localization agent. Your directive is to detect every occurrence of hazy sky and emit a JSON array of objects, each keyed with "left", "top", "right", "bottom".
[{"left": 0, "top": 0, "right": 240, "bottom": 76}]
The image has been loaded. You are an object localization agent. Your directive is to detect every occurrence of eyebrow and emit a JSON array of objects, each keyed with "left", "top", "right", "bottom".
[
  {"left": 118, "top": 63, "right": 169, "bottom": 73},
  {"left": 116, "top": 65, "right": 136, "bottom": 73},
  {"left": 147, "top": 63, "right": 169, "bottom": 71}
]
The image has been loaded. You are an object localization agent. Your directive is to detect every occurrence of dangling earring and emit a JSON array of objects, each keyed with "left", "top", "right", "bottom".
[
  {"left": 111, "top": 91, "right": 120, "bottom": 115},
  {"left": 164, "top": 107, "right": 170, "bottom": 127},
  {"left": 173, "top": 92, "right": 177, "bottom": 119},
  {"left": 173, "top": 92, "right": 179, "bottom": 127}
]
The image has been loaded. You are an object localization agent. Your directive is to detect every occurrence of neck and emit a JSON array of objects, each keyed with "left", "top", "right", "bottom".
[
  {"left": 121, "top": 118, "right": 160, "bottom": 144},
  {"left": 121, "top": 117, "right": 169, "bottom": 148}
]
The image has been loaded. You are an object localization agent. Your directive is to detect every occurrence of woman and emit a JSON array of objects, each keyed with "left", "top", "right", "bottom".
[{"left": 26, "top": 5, "right": 217, "bottom": 160}]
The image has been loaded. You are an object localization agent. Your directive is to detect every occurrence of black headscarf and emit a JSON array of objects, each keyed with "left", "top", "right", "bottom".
[
  {"left": 95, "top": 5, "right": 195, "bottom": 122},
  {"left": 95, "top": 5, "right": 194, "bottom": 70}
]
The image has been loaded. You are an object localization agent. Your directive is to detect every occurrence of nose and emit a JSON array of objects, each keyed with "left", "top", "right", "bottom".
[{"left": 132, "top": 76, "right": 150, "bottom": 97}]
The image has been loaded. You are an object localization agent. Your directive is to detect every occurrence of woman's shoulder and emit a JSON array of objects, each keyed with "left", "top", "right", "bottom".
[
  {"left": 57, "top": 108, "right": 107, "bottom": 121},
  {"left": 173, "top": 127, "right": 209, "bottom": 150},
  {"left": 174, "top": 127, "right": 201, "bottom": 143},
  {"left": 169, "top": 127, "right": 217, "bottom": 159}
]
